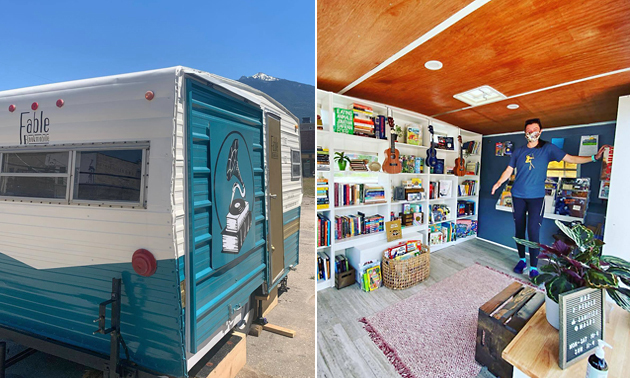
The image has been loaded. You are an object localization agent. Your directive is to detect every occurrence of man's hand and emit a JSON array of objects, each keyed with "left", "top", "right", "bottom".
[{"left": 595, "top": 145, "right": 612, "bottom": 160}]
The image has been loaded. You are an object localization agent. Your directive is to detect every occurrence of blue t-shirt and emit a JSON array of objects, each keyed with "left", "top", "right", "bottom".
[{"left": 508, "top": 142, "right": 567, "bottom": 198}]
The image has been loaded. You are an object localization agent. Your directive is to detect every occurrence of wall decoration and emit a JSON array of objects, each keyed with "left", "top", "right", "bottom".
[{"left": 578, "top": 135, "right": 598, "bottom": 156}]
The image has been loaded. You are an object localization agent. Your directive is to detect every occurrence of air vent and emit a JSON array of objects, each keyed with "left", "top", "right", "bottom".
[{"left": 453, "top": 85, "right": 507, "bottom": 106}]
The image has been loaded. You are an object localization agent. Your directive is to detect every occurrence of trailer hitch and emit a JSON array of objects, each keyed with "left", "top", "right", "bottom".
[{"left": 93, "top": 278, "right": 131, "bottom": 378}]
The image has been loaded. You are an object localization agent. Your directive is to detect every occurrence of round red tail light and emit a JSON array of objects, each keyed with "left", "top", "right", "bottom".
[
  {"left": 8, "top": 104, "right": 16, "bottom": 112},
  {"left": 31, "top": 102, "right": 39, "bottom": 111},
  {"left": 56, "top": 99, "right": 64, "bottom": 108},
  {"left": 132, "top": 249, "right": 157, "bottom": 277},
  {"left": 145, "top": 91, "right": 154, "bottom": 101}
]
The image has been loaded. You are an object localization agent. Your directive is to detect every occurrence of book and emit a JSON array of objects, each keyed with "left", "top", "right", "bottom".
[
  {"left": 334, "top": 108, "right": 354, "bottom": 134},
  {"left": 406, "top": 126, "right": 421, "bottom": 145},
  {"left": 438, "top": 180, "right": 452, "bottom": 198}
]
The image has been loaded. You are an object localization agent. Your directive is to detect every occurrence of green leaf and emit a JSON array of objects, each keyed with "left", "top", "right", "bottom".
[
  {"left": 606, "top": 267, "right": 630, "bottom": 287},
  {"left": 513, "top": 237, "right": 542, "bottom": 249},
  {"left": 607, "top": 288, "right": 630, "bottom": 312},
  {"left": 546, "top": 275, "right": 575, "bottom": 303},
  {"left": 601, "top": 255, "right": 630, "bottom": 271},
  {"left": 585, "top": 269, "right": 618, "bottom": 289},
  {"left": 532, "top": 273, "right": 555, "bottom": 286},
  {"left": 540, "top": 264, "right": 558, "bottom": 273}
]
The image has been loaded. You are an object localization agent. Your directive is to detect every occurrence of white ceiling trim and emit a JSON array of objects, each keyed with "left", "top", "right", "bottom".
[
  {"left": 432, "top": 66, "right": 630, "bottom": 117},
  {"left": 483, "top": 121, "right": 615, "bottom": 137},
  {"left": 337, "top": 0, "right": 493, "bottom": 95}
]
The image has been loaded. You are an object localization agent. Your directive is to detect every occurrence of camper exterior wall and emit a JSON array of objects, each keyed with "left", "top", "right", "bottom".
[{"left": 0, "top": 69, "right": 187, "bottom": 376}]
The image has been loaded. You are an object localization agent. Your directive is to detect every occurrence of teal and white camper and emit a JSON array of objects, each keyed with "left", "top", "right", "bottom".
[{"left": 0, "top": 67, "right": 302, "bottom": 377}]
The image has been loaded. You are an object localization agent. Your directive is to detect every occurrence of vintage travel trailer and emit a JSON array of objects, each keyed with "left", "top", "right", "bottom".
[{"left": 0, "top": 67, "right": 302, "bottom": 377}]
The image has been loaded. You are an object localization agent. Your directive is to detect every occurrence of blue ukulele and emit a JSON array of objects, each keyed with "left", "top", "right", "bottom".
[{"left": 426, "top": 125, "right": 437, "bottom": 167}]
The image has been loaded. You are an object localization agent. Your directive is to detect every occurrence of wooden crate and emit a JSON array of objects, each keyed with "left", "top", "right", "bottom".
[
  {"left": 475, "top": 282, "right": 544, "bottom": 378},
  {"left": 335, "top": 269, "right": 355, "bottom": 289}
]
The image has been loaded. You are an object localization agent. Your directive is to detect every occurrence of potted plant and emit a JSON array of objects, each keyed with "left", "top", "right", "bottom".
[
  {"left": 392, "top": 124, "right": 403, "bottom": 142},
  {"left": 334, "top": 151, "right": 351, "bottom": 171},
  {"left": 514, "top": 220, "right": 630, "bottom": 329}
]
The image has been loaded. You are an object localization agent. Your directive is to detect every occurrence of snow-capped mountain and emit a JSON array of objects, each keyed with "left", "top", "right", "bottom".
[
  {"left": 251, "top": 72, "right": 279, "bottom": 81},
  {"left": 238, "top": 74, "right": 314, "bottom": 123}
]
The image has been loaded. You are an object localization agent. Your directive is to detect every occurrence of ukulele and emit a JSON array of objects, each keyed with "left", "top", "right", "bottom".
[
  {"left": 425, "top": 125, "right": 437, "bottom": 167},
  {"left": 454, "top": 135, "right": 466, "bottom": 176},
  {"left": 383, "top": 116, "right": 402, "bottom": 174}
]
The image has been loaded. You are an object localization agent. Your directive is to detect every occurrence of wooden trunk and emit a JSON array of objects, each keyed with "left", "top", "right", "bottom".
[{"left": 475, "top": 282, "right": 544, "bottom": 378}]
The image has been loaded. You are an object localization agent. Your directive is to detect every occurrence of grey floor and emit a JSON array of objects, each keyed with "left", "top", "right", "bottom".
[{"left": 317, "top": 238, "right": 528, "bottom": 378}]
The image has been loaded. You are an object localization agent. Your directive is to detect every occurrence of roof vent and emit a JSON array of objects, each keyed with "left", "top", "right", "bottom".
[{"left": 453, "top": 85, "right": 507, "bottom": 106}]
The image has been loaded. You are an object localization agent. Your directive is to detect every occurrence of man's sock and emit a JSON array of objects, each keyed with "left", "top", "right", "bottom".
[
  {"left": 529, "top": 266, "right": 538, "bottom": 272},
  {"left": 520, "top": 258, "right": 526, "bottom": 263}
]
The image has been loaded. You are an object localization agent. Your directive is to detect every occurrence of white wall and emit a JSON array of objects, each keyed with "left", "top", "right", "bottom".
[{"left": 603, "top": 95, "right": 630, "bottom": 261}]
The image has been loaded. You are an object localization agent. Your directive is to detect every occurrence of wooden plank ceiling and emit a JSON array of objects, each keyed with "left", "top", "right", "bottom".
[{"left": 317, "top": 0, "right": 630, "bottom": 134}]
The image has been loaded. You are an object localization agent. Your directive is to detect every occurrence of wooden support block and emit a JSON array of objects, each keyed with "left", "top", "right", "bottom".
[
  {"left": 262, "top": 294, "right": 278, "bottom": 317},
  {"left": 191, "top": 332, "right": 246, "bottom": 378},
  {"left": 256, "top": 286, "right": 279, "bottom": 317},
  {"left": 248, "top": 324, "right": 263, "bottom": 337},
  {"left": 263, "top": 323, "right": 296, "bottom": 338}
]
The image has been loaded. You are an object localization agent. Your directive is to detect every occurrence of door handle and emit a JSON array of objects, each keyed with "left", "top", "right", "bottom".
[{"left": 269, "top": 194, "right": 278, "bottom": 199}]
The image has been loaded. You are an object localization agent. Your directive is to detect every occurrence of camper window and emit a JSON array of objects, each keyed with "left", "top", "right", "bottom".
[
  {"left": 291, "top": 149, "right": 301, "bottom": 181},
  {"left": 72, "top": 149, "right": 144, "bottom": 203},
  {"left": 0, "top": 151, "right": 70, "bottom": 199}
]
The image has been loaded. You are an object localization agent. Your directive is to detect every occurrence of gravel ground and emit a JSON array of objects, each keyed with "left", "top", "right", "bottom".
[{"left": 236, "top": 195, "right": 316, "bottom": 378}]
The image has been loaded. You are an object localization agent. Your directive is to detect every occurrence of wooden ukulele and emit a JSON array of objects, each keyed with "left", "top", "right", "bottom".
[
  {"left": 425, "top": 125, "right": 437, "bottom": 167},
  {"left": 383, "top": 116, "right": 402, "bottom": 174},
  {"left": 454, "top": 135, "right": 466, "bottom": 176}
]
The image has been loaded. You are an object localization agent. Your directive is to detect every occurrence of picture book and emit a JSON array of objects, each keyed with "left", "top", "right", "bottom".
[
  {"left": 406, "top": 126, "right": 421, "bottom": 145},
  {"left": 365, "top": 265, "right": 382, "bottom": 291}
]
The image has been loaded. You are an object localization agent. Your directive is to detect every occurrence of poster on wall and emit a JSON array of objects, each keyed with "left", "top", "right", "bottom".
[{"left": 578, "top": 135, "right": 599, "bottom": 156}]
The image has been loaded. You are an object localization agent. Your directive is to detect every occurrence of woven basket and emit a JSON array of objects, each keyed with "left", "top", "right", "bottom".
[{"left": 382, "top": 243, "right": 430, "bottom": 290}]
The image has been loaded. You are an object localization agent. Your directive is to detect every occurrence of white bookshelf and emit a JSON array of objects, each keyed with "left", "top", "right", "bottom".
[{"left": 316, "top": 90, "right": 482, "bottom": 291}]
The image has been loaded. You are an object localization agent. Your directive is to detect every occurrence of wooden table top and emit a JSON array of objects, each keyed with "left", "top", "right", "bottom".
[{"left": 502, "top": 303, "right": 630, "bottom": 378}]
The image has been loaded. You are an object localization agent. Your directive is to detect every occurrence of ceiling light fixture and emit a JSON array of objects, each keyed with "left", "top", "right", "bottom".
[
  {"left": 424, "top": 60, "right": 443, "bottom": 70},
  {"left": 507, "top": 104, "right": 519, "bottom": 109},
  {"left": 453, "top": 85, "right": 507, "bottom": 106}
]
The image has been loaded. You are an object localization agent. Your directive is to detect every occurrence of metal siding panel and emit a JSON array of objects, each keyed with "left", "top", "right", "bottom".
[
  {"left": 186, "top": 80, "right": 267, "bottom": 352},
  {"left": 282, "top": 208, "right": 301, "bottom": 268},
  {"left": 0, "top": 253, "right": 185, "bottom": 376}
]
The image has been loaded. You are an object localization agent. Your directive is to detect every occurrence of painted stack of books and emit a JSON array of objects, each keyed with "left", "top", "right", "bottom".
[
  {"left": 317, "top": 214, "right": 331, "bottom": 247},
  {"left": 317, "top": 251, "right": 331, "bottom": 282},
  {"left": 317, "top": 177, "right": 330, "bottom": 210},
  {"left": 334, "top": 212, "right": 384, "bottom": 240},
  {"left": 458, "top": 180, "right": 477, "bottom": 196},
  {"left": 352, "top": 103, "right": 375, "bottom": 137},
  {"left": 334, "top": 183, "right": 385, "bottom": 207},
  {"left": 462, "top": 140, "right": 481, "bottom": 155},
  {"left": 317, "top": 146, "right": 330, "bottom": 171}
]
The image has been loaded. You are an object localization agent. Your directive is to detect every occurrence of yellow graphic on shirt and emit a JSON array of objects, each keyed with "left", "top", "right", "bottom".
[{"left": 525, "top": 154, "right": 535, "bottom": 170}]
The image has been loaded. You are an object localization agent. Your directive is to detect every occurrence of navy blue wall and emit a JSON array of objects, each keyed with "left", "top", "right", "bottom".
[{"left": 478, "top": 122, "right": 615, "bottom": 249}]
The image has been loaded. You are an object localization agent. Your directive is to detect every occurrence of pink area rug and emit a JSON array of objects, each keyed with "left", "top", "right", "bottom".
[{"left": 360, "top": 264, "right": 537, "bottom": 378}]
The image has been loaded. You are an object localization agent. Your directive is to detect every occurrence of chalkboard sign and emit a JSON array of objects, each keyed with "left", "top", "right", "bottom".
[
  {"left": 334, "top": 108, "right": 354, "bottom": 135},
  {"left": 559, "top": 287, "right": 605, "bottom": 369}
]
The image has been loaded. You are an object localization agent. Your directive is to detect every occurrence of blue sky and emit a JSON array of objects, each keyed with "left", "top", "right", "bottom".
[{"left": 0, "top": 1, "right": 315, "bottom": 91}]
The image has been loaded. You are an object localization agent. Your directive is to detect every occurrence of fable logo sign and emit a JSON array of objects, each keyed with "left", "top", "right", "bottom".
[{"left": 19, "top": 111, "right": 50, "bottom": 145}]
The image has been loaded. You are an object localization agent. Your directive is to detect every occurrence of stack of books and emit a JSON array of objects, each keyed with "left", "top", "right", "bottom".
[
  {"left": 334, "top": 184, "right": 385, "bottom": 207},
  {"left": 317, "top": 177, "right": 330, "bottom": 210},
  {"left": 335, "top": 212, "right": 384, "bottom": 240},
  {"left": 466, "top": 161, "right": 480, "bottom": 175},
  {"left": 458, "top": 180, "right": 477, "bottom": 196},
  {"left": 352, "top": 103, "right": 375, "bottom": 137},
  {"left": 457, "top": 200, "right": 476, "bottom": 217},
  {"left": 462, "top": 140, "right": 481, "bottom": 155},
  {"left": 317, "top": 146, "right": 330, "bottom": 171},
  {"left": 429, "top": 222, "right": 455, "bottom": 245},
  {"left": 317, "top": 213, "right": 331, "bottom": 247},
  {"left": 335, "top": 255, "right": 350, "bottom": 273},
  {"left": 317, "top": 252, "right": 331, "bottom": 282}
]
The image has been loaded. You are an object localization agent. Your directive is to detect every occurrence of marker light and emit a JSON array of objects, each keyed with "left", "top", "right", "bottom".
[
  {"left": 132, "top": 249, "right": 157, "bottom": 277},
  {"left": 56, "top": 99, "right": 64, "bottom": 108},
  {"left": 8, "top": 105, "right": 16, "bottom": 112},
  {"left": 145, "top": 91, "right": 155, "bottom": 101},
  {"left": 31, "top": 102, "right": 39, "bottom": 111}
]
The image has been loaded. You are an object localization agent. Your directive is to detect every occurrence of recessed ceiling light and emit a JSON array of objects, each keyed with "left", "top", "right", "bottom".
[
  {"left": 507, "top": 104, "right": 519, "bottom": 109},
  {"left": 424, "top": 60, "right": 443, "bottom": 70},
  {"left": 453, "top": 85, "right": 507, "bottom": 106}
]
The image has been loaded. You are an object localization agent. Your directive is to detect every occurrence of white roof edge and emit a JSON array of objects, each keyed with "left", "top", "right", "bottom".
[{"left": 0, "top": 66, "right": 300, "bottom": 124}]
